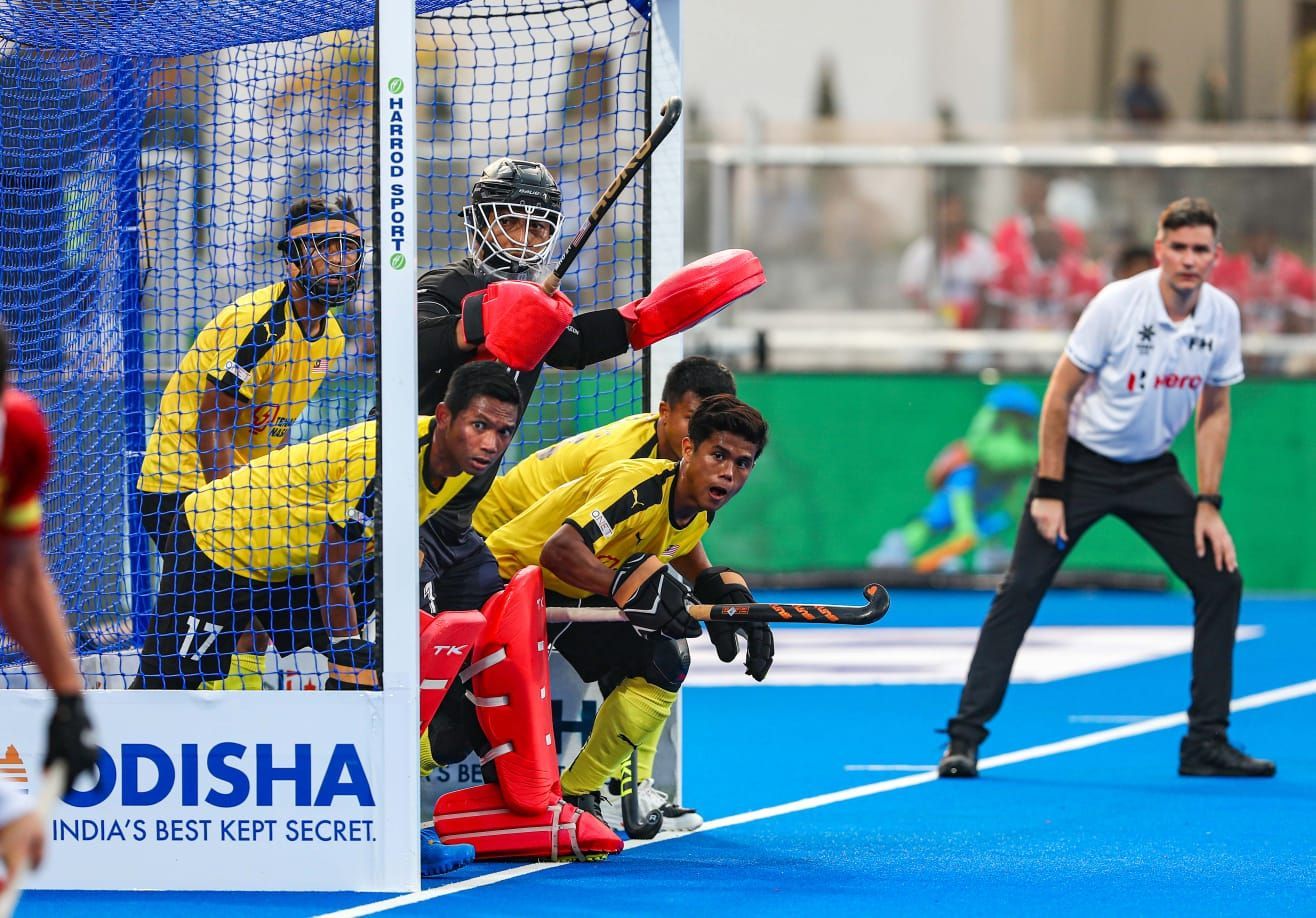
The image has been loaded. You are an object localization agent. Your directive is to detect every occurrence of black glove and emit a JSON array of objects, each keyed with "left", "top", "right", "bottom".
[
  {"left": 611, "top": 553, "right": 700, "bottom": 641},
  {"left": 45, "top": 693, "right": 98, "bottom": 793},
  {"left": 695, "top": 566, "right": 774, "bottom": 682}
]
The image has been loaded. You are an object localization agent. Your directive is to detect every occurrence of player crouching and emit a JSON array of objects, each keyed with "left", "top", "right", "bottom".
[{"left": 445, "top": 395, "right": 771, "bottom": 843}]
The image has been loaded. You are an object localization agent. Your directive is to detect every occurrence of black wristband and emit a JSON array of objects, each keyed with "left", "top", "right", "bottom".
[
  {"left": 1195, "top": 493, "right": 1223, "bottom": 510},
  {"left": 1035, "top": 476, "right": 1065, "bottom": 501}
]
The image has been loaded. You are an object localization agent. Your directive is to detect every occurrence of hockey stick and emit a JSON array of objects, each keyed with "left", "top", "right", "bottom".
[
  {"left": 540, "top": 96, "right": 683, "bottom": 296},
  {"left": 0, "top": 761, "right": 67, "bottom": 916},
  {"left": 619, "top": 742, "right": 662, "bottom": 840},
  {"left": 546, "top": 583, "right": 891, "bottom": 626}
]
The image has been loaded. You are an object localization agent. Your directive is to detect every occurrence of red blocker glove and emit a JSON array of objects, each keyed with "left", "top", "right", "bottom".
[
  {"left": 461, "top": 281, "right": 574, "bottom": 371},
  {"left": 694, "top": 566, "right": 774, "bottom": 682},
  {"left": 619, "top": 249, "right": 764, "bottom": 349},
  {"left": 611, "top": 553, "right": 701, "bottom": 641}
]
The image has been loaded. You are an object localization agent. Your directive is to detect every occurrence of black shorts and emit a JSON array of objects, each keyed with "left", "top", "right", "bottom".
[
  {"left": 135, "top": 523, "right": 321, "bottom": 690},
  {"left": 417, "top": 517, "right": 503, "bottom": 614},
  {"left": 134, "top": 489, "right": 190, "bottom": 556},
  {"left": 545, "top": 591, "right": 683, "bottom": 688}
]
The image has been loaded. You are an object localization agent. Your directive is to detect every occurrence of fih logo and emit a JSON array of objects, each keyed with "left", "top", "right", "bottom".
[
  {"left": 61, "top": 742, "right": 375, "bottom": 809},
  {"left": 0, "top": 744, "right": 30, "bottom": 796}
]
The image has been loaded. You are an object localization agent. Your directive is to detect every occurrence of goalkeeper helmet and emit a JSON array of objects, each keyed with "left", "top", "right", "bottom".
[
  {"left": 464, "top": 158, "right": 563, "bottom": 278},
  {"left": 279, "top": 196, "right": 365, "bottom": 311}
]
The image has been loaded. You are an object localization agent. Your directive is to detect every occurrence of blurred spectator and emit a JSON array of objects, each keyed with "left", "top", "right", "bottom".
[
  {"left": 1290, "top": 28, "right": 1316, "bottom": 123},
  {"left": 1211, "top": 220, "right": 1315, "bottom": 333},
  {"left": 993, "top": 172, "right": 1087, "bottom": 267},
  {"left": 1119, "top": 52, "right": 1169, "bottom": 126},
  {"left": 1113, "top": 244, "right": 1156, "bottom": 281},
  {"left": 897, "top": 193, "right": 998, "bottom": 328},
  {"left": 991, "top": 221, "right": 1103, "bottom": 330},
  {"left": 1198, "top": 58, "right": 1229, "bottom": 123}
]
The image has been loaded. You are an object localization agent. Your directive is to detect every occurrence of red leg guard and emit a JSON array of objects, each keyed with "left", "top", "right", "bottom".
[
  {"left": 465, "top": 566, "right": 560, "bottom": 814},
  {"left": 418, "top": 610, "right": 486, "bottom": 734},
  {"left": 434, "top": 783, "right": 623, "bottom": 861}
]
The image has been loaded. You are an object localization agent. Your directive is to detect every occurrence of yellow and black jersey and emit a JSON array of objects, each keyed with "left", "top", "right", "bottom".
[
  {"left": 473, "top": 412, "right": 659, "bottom": 536},
  {"left": 486, "top": 457, "right": 710, "bottom": 599},
  {"left": 137, "top": 282, "right": 345, "bottom": 495},
  {"left": 185, "top": 416, "right": 468, "bottom": 582}
]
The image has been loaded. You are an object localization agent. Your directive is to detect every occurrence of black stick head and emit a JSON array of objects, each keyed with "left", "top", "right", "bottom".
[{"left": 860, "top": 583, "right": 891, "bottom": 624}]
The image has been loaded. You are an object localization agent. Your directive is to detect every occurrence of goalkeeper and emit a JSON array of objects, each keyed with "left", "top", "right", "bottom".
[
  {"left": 481, "top": 395, "right": 773, "bottom": 826},
  {"left": 132, "top": 361, "right": 521, "bottom": 690},
  {"left": 134, "top": 196, "right": 360, "bottom": 688}
]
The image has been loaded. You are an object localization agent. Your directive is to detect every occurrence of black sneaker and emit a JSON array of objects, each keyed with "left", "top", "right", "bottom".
[
  {"left": 562, "top": 789, "right": 605, "bottom": 819},
  {"left": 1179, "top": 736, "right": 1276, "bottom": 777},
  {"left": 938, "top": 736, "right": 979, "bottom": 778}
]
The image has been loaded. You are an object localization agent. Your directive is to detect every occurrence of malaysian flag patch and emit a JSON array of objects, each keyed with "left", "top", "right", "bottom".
[{"left": 312, "top": 357, "right": 331, "bottom": 375}]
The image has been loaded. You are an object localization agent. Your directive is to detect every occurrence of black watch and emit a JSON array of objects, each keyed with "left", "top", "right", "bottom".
[{"left": 1195, "top": 493, "right": 1223, "bottom": 510}]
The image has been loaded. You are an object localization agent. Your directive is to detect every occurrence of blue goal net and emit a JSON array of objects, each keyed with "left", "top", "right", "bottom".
[{"left": 0, "top": 0, "right": 654, "bottom": 689}]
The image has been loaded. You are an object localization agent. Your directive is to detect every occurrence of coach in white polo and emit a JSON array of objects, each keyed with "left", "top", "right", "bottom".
[{"left": 938, "top": 197, "right": 1275, "bottom": 780}]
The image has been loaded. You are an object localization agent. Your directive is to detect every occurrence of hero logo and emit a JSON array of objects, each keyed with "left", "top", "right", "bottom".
[
  {"left": 64, "top": 743, "right": 375, "bottom": 809},
  {"left": 1127, "top": 371, "right": 1203, "bottom": 392}
]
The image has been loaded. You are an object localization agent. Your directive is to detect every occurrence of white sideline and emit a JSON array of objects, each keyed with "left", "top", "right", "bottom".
[{"left": 315, "top": 678, "right": 1316, "bottom": 918}]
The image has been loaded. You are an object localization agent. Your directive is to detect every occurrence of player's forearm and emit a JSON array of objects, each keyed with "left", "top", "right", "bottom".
[
  {"left": 196, "top": 429, "right": 237, "bottom": 483},
  {"left": 1037, "top": 359, "right": 1083, "bottom": 480},
  {"left": 317, "top": 581, "right": 359, "bottom": 638},
  {"left": 1036, "top": 395, "right": 1071, "bottom": 480},
  {"left": 198, "top": 386, "right": 242, "bottom": 482},
  {"left": 0, "top": 549, "right": 82, "bottom": 695},
  {"left": 1195, "top": 396, "right": 1232, "bottom": 495},
  {"left": 541, "top": 528, "right": 615, "bottom": 597},
  {"left": 315, "top": 529, "right": 366, "bottom": 637}
]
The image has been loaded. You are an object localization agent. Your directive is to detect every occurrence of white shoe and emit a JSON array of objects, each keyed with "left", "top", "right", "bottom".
[{"left": 600, "top": 778, "right": 703, "bottom": 833}]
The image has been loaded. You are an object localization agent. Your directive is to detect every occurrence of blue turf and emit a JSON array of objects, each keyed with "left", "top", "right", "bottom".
[{"left": 18, "top": 590, "right": 1314, "bottom": 917}]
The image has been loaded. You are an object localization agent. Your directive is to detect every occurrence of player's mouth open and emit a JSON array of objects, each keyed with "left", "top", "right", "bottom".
[{"left": 708, "top": 486, "right": 728, "bottom": 501}]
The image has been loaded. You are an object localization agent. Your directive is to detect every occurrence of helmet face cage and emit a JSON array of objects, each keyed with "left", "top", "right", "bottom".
[
  {"left": 284, "top": 230, "right": 365, "bottom": 309},
  {"left": 464, "top": 200, "right": 563, "bottom": 278}
]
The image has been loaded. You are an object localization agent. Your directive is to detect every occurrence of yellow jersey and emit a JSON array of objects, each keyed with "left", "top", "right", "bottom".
[
  {"left": 138, "top": 282, "right": 344, "bottom": 495},
  {"left": 485, "top": 458, "right": 710, "bottom": 599},
  {"left": 185, "top": 416, "right": 468, "bottom": 581},
  {"left": 473, "top": 413, "right": 659, "bottom": 536}
]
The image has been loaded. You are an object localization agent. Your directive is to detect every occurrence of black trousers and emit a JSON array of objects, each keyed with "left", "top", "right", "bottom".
[
  {"left": 134, "top": 489, "right": 189, "bottom": 557},
  {"left": 948, "top": 438, "right": 1243, "bottom": 744}
]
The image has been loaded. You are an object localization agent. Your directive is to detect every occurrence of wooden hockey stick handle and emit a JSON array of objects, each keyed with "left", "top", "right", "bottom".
[
  {"left": 546, "top": 583, "right": 890, "bottom": 626},
  {"left": 541, "top": 96, "right": 683, "bottom": 296}
]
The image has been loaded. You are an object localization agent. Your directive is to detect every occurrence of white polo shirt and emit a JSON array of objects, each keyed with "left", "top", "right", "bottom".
[{"left": 1064, "top": 268, "right": 1244, "bottom": 462}]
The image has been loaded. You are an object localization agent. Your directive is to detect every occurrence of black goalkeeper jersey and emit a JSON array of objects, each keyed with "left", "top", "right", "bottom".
[{"left": 415, "top": 257, "right": 631, "bottom": 538}]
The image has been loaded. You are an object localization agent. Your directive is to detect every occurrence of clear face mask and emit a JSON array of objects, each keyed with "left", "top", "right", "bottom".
[{"left": 463, "top": 202, "right": 562, "bottom": 278}]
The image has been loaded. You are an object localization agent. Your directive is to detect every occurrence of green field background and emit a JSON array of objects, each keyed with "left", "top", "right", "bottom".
[{"left": 700, "top": 374, "right": 1316, "bottom": 592}]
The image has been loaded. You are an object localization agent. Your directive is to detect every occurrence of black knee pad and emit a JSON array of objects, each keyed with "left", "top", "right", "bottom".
[
  {"left": 426, "top": 688, "right": 480, "bottom": 765},
  {"left": 642, "top": 638, "right": 690, "bottom": 692}
]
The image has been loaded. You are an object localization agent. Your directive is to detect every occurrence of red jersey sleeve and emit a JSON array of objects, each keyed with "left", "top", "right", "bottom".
[{"left": 1, "top": 389, "right": 51, "bottom": 538}]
